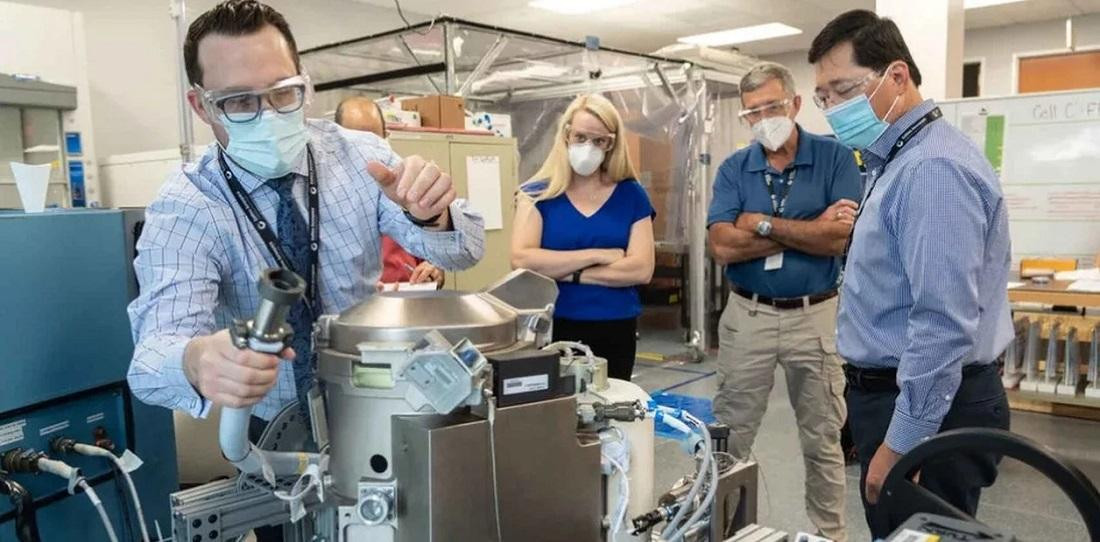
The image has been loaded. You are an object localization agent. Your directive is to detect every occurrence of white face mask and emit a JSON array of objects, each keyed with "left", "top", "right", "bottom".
[
  {"left": 568, "top": 143, "right": 605, "bottom": 176},
  {"left": 751, "top": 116, "right": 795, "bottom": 152}
]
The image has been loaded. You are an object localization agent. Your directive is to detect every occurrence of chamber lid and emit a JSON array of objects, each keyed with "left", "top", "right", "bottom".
[{"left": 327, "top": 290, "right": 518, "bottom": 354}]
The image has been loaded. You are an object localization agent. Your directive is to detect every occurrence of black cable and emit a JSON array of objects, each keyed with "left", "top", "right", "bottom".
[
  {"left": 0, "top": 476, "right": 41, "bottom": 542},
  {"left": 112, "top": 466, "right": 136, "bottom": 542},
  {"left": 392, "top": 0, "right": 438, "bottom": 37}
]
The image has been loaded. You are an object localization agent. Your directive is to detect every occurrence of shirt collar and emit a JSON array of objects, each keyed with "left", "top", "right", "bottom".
[
  {"left": 745, "top": 124, "right": 813, "bottom": 173},
  {"left": 219, "top": 145, "right": 311, "bottom": 194},
  {"left": 866, "top": 98, "right": 937, "bottom": 162}
]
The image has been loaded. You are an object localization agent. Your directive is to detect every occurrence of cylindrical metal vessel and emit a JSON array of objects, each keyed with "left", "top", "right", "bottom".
[{"left": 315, "top": 271, "right": 558, "bottom": 500}]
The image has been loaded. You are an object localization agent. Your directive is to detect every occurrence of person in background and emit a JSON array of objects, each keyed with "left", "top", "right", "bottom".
[
  {"left": 335, "top": 96, "right": 444, "bottom": 289},
  {"left": 706, "top": 61, "right": 861, "bottom": 542},
  {"left": 511, "top": 93, "right": 655, "bottom": 381},
  {"left": 809, "top": 10, "right": 1012, "bottom": 537}
]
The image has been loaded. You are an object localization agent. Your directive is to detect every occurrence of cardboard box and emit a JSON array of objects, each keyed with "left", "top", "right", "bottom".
[{"left": 401, "top": 95, "right": 466, "bottom": 130}]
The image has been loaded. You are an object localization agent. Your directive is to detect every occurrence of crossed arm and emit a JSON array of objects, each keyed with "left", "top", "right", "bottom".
[
  {"left": 707, "top": 199, "right": 858, "bottom": 265},
  {"left": 510, "top": 196, "right": 655, "bottom": 286}
]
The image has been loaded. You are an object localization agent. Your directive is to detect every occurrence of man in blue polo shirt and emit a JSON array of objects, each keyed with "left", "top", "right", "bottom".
[{"left": 707, "top": 61, "right": 862, "bottom": 541}]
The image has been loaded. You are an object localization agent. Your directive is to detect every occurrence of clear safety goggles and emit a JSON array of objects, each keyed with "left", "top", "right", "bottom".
[
  {"left": 196, "top": 74, "right": 312, "bottom": 124},
  {"left": 738, "top": 99, "right": 792, "bottom": 123},
  {"left": 565, "top": 127, "right": 616, "bottom": 151},
  {"left": 813, "top": 71, "right": 878, "bottom": 110}
]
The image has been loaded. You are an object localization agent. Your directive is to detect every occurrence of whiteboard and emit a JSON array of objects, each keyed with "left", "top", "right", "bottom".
[{"left": 939, "top": 90, "right": 1100, "bottom": 266}]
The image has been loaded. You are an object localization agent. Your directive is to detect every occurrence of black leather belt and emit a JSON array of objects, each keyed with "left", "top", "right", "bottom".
[
  {"left": 732, "top": 286, "right": 838, "bottom": 310},
  {"left": 844, "top": 363, "right": 996, "bottom": 393}
]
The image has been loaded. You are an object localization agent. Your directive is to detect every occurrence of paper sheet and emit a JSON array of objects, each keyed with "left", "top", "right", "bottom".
[
  {"left": 1054, "top": 268, "right": 1100, "bottom": 281},
  {"left": 1067, "top": 280, "right": 1100, "bottom": 293},
  {"left": 465, "top": 155, "right": 504, "bottom": 230},
  {"left": 1006, "top": 281, "right": 1026, "bottom": 290}
]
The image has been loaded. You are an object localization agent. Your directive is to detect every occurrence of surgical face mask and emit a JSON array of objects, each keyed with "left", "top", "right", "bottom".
[
  {"left": 221, "top": 109, "right": 309, "bottom": 179},
  {"left": 752, "top": 116, "right": 795, "bottom": 152},
  {"left": 568, "top": 143, "right": 605, "bottom": 177},
  {"left": 823, "top": 67, "right": 901, "bottom": 149}
]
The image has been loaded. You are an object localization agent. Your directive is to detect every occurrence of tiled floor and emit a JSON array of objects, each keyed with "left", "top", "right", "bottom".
[{"left": 635, "top": 328, "right": 1100, "bottom": 541}]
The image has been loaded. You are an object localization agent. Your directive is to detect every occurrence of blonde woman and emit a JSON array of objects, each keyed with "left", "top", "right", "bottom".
[{"left": 511, "top": 94, "right": 656, "bottom": 380}]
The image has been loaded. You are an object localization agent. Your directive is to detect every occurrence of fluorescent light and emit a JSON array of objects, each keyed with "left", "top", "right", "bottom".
[
  {"left": 678, "top": 23, "right": 802, "bottom": 47},
  {"left": 529, "top": 0, "right": 635, "bottom": 15},
  {"left": 964, "top": 0, "right": 1027, "bottom": 8}
]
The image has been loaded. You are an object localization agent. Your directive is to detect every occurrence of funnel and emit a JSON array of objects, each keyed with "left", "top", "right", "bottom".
[{"left": 9, "top": 162, "right": 52, "bottom": 213}]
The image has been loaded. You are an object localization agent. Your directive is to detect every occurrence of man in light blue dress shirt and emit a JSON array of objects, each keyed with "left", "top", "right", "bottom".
[
  {"left": 809, "top": 10, "right": 1013, "bottom": 538},
  {"left": 127, "top": 0, "right": 484, "bottom": 430}
]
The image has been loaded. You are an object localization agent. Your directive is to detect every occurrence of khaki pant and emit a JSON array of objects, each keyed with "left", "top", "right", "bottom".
[{"left": 713, "top": 293, "right": 848, "bottom": 542}]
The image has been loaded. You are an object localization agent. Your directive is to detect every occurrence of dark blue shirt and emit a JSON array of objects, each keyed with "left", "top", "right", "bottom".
[
  {"left": 523, "top": 178, "right": 655, "bottom": 321},
  {"left": 707, "top": 125, "right": 862, "bottom": 298}
]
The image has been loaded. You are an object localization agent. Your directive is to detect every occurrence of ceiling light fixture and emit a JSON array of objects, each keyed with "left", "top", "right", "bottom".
[
  {"left": 529, "top": 0, "right": 636, "bottom": 15},
  {"left": 964, "top": 0, "right": 1027, "bottom": 8},
  {"left": 678, "top": 23, "right": 802, "bottom": 47}
]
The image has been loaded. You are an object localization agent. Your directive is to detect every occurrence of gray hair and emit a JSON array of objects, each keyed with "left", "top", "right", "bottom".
[{"left": 739, "top": 61, "right": 796, "bottom": 96}]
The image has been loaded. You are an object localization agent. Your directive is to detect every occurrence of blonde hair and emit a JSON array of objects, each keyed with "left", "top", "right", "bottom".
[{"left": 524, "top": 93, "right": 637, "bottom": 201}]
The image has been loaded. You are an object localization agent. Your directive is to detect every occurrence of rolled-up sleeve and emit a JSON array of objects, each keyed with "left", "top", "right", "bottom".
[
  {"left": 126, "top": 188, "right": 225, "bottom": 419},
  {"left": 886, "top": 158, "right": 987, "bottom": 453},
  {"left": 373, "top": 145, "right": 486, "bottom": 270}
]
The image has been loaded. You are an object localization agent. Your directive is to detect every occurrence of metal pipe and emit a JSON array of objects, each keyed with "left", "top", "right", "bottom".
[
  {"left": 171, "top": 0, "right": 194, "bottom": 163},
  {"left": 443, "top": 21, "right": 457, "bottom": 94},
  {"left": 457, "top": 34, "right": 509, "bottom": 97},
  {"left": 688, "top": 71, "right": 710, "bottom": 360},
  {"left": 1024, "top": 321, "right": 1041, "bottom": 381}
]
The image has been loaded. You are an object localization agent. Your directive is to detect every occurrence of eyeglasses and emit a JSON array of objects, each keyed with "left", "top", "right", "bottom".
[
  {"left": 738, "top": 99, "right": 792, "bottom": 123},
  {"left": 196, "top": 75, "right": 310, "bottom": 124},
  {"left": 813, "top": 71, "right": 879, "bottom": 110},
  {"left": 566, "top": 128, "right": 616, "bottom": 151}
]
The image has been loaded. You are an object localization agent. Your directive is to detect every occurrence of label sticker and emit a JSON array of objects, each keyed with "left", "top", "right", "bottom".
[
  {"left": 0, "top": 420, "right": 27, "bottom": 447},
  {"left": 40, "top": 420, "right": 71, "bottom": 437},
  {"left": 119, "top": 450, "right": 145, "bottom": 473},
  {"left": 502, "top": 374, "right": 549, "bottom": 396}
]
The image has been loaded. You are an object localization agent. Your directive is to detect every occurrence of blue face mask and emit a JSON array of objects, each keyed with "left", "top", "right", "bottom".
[
  {"left": 222, "top": 109, "right": 309, "bottom": 179},
  {"left": 824, "top": 70, "right": 900, "bottom": 150}
]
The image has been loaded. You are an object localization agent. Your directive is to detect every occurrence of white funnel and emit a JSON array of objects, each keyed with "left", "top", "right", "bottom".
[{"left": 10, "top": 162, "right": 51, "bottom": 213}]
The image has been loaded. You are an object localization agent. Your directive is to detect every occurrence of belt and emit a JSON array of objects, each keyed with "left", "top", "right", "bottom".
[
  {"left": 732, "top": 286, "right": 838, "bottom": 310},
  {"left": 844, "top": 363, "right": 995, "bottom": 393}
]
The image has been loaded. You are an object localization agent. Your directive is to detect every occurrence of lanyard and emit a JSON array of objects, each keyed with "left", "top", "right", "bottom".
[
  {"left": 842, "top": 107, "right": 942, "bottom": 268},
  {"left": 857, "top": 107, "right": 943, "bottom": 214},
  {"left": 219, "top": 147, "right": 322, "bottom": 318},
  {"left": 763, "top": 168, "right": 797, "bottom": 217}
]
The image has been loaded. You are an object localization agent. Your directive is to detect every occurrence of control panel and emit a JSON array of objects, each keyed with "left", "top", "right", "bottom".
[{"left": 0, "top": 385, "right": 132, "bottom": 520}]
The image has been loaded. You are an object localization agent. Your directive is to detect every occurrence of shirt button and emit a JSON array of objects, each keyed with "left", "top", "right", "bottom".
[{"left": 945, "top": 394, "right": 952, "bottom": 401}]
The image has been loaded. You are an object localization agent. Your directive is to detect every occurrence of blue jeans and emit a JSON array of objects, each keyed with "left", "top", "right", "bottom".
[{"left": 846, "top": 363, "right": 1010, "bottom": 538}]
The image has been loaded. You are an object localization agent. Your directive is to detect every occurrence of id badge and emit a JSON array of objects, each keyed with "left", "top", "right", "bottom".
[{"left": 764, "top": 251, "right": 784, "bottom": 271}]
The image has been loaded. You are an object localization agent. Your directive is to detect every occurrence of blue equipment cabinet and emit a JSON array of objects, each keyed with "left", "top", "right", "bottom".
[{"left": 0, "top": 209, "right": 178, "bottom": 542}]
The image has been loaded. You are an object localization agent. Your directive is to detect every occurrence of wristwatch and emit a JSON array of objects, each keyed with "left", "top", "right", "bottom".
[
  {"left": 403, "top": 208, "right": 443, "bottom": 228},
  {"left": 755, "top": 218, "right": 773, "bottom": 237}
]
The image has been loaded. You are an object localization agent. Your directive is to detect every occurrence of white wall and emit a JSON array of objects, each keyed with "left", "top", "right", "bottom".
[
  {"left": 965, "top": 13, "right": 1100, "bottom": 97},
  {"left": 761, "top": 14, "right": 1100, "bottom": 137},
  {"left": 5, "top": 0, "right": 413, "bottom": 161},
  {"left": 756, "top": 50, "right": 834, "bottom": 136}
]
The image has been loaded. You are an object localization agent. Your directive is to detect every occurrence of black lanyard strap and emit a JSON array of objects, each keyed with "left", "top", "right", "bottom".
[
  {"left": 219, "top": 147, "right": 322, "bottom": 318},
  {"left": 763, "top": 168, "right": 797, "bottom": 217},
  {"left": 842, "top": 107, "right": 942, "bottom": 267}
]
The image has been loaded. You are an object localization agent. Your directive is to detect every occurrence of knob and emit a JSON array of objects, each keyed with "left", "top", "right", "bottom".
[{"left": 358, "top": 489, "right": 393, "bottom": 526}]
